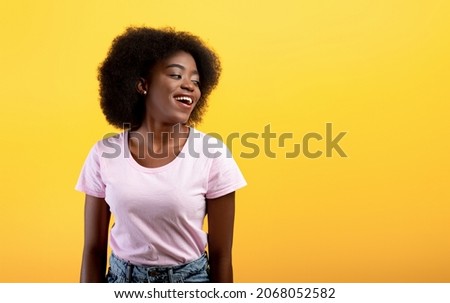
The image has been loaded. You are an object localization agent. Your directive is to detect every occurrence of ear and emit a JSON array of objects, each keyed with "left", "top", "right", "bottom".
[{"left": 136, "top": 78, "right": 148, "bottom": 95}]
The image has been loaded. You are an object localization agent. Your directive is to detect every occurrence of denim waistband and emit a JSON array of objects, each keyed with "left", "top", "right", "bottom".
[{"left": 107, "top": 252, "right": 209, "bottom": 283}]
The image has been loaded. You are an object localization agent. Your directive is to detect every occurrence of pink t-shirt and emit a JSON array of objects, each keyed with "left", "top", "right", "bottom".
[{"left": 75, "top": 128, "right": 246, "bottom": 266}]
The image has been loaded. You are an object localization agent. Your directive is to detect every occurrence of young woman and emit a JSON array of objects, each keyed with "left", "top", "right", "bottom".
[{"left": 76, "top": 27, "right": 246, "bottom": 283}]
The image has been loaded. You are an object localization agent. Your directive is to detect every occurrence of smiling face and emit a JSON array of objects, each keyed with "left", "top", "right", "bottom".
[{"left": 141, "top": 51, "right": 202, "bottom": 126}]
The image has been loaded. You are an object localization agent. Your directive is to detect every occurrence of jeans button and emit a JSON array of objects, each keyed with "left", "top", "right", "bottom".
[{"left": 149, "top": 270, "right": 158, "bottom": 277}]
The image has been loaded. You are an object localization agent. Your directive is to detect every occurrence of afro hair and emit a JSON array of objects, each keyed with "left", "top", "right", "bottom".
[{"left": 98, "top": 27, "right": 221, "bottom": 129}]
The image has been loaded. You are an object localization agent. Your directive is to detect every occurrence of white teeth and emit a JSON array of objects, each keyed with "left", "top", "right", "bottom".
[{"left": 175, "top": 96, "right": 193, "bottom": 104}]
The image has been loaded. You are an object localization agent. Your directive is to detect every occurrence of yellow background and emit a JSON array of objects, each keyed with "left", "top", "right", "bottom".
[{"left": 0, "top": 0, "right": 449, "bottom": 282}]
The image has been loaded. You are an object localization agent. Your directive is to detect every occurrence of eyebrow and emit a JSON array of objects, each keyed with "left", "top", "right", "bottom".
[{"left": 166, "top": 64, "right": 199, "bottom": 75}]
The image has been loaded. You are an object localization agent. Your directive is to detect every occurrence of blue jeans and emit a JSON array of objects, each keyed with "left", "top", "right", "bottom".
[{"left": 106, "top": 253, "right": 210, "bottom": 283}]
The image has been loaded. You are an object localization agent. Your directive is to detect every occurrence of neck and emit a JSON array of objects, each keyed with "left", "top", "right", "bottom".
[{"left": 131, "top": 121, "right": 190, "bottom": 150}]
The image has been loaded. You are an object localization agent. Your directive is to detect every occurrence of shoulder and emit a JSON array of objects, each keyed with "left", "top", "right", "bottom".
[
  {"left": 190, "top": 128, "right": 231, "bottom": 159},
  {"left": 89, "top": 131, "right": 126, "bottom": 159}
]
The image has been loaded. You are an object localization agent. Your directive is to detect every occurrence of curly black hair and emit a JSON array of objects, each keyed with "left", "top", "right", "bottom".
[{"left": 98, "top": 27, "right": 221, "bottom": 129}]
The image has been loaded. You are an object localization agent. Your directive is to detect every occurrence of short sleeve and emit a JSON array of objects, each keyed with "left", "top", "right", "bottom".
[
  {"left": 75, "top": 143, "right": 106, "bottom": 198},
  {"left": 205, "top": 144, "right": 247, "bottom": 199}
]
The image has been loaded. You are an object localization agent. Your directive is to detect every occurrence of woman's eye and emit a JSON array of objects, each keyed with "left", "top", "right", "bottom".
[
  {"left": 192, "top": 80, "right": 200, "bottom": 86},
  {"left": 170, "top": 74, "right": 182, "bottom": 79}
]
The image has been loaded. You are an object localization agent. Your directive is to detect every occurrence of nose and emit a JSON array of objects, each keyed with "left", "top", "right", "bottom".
[{"left": 180, "top": 79, "right": 195, "bottom": 92}]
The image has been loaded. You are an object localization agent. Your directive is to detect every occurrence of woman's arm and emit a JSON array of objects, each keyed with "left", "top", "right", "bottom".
[
  {"left": 80, "top": 195, "right": 111, "bottom": 282},
  {"left": 206, "top": 191, "right": 235, "bottom": 282}
]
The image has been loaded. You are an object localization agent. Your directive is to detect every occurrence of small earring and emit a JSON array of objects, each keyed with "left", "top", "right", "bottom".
[{"left": 143, "top": 90, "right": 147, "bottom": 95}]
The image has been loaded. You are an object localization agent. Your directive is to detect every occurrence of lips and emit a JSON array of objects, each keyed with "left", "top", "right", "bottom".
[{"left": 174, "top": 95, "right": 193, "bottom": 105}]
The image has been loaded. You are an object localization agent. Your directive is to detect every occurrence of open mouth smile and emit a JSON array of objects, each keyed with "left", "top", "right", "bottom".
[{"left": 174, "top": 96, "right": 193, "bottom": 105}]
